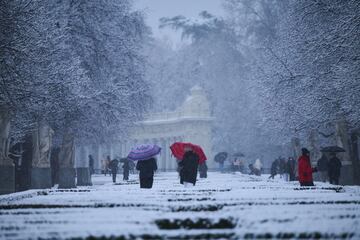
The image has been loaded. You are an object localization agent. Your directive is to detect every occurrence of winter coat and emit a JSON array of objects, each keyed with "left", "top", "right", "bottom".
[
  {"left": 253, "top": 159, "right": 262, "bottom": 170},
  {"left": 123, "top": 161, "right": 130, "bottom": 178},
  {"left": 317, "top": 155, "right": 329, "bottom": 171},
  {"left": 298, "top": 155, "right": 314, "bottom": 184},
  {"left": 136, "top": 158, "right": 157, "bottom": 179},
  {"left": 328, "top": 157, "right": 342, "bottom": 178},
  {"left": 110, "top": 159, "right": 119, "bottom": 172},
  {"left": 179, "top": 151, "right": 199, "bottom": 185},
  {"left": 270, "top": 161, "right": 278, "bottom": 175},
  {"left": 122, "top": 161, "right": 130, "bottom": 171}
]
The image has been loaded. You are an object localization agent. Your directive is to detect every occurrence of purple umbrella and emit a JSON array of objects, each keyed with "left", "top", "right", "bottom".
[{"left": 127, "top": 144, "right": 161, "bottom": 161}]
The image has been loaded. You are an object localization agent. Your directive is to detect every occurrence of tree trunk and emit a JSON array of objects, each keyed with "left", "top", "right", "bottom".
[
  {"left": 0, "top": 105, "right": 14, "bottom": 194},
  {"left": 76, "top": 145, "right": 91, "bottom": 186},
  {"left": 335, "top": 119, "right": 353, "bottom": 185},
  {"left": 31, "top": 123, "right": 54, "bottom": 189},
  {"left": 58, "top": 131, "right": 76, "bottom": 188}
]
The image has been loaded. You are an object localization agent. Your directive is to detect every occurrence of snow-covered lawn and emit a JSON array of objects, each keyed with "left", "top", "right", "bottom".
[{"left": 0, "top": 172, "right": 359, "bottom": 239}]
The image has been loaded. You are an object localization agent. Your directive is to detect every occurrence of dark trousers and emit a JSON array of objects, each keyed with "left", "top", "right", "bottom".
[
  {"left": 123, "top": 171, "right": 129, "bottom": 181},
  {"left": 140, "top": 177, "right": 153, "bottom": 188},
  {"left": 112, "top": 171, "right": 117, "bottom": 183}
]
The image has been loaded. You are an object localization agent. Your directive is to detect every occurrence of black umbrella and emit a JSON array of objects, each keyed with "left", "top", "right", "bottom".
[
  {"left": 233, "top": 152, "right": 245, "bottom": 157},
  {"left": 214, "top": 152, "right": 228, "bottom": 163},
  {"left": 119, "top": 158, "right": 128, "bottom": 163},
  {"left": 320, "top": 146, "right": 345, "bottom": 153}
]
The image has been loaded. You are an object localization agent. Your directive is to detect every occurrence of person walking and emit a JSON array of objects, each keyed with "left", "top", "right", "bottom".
[
  {"left": 253, "top": 159, "right": 262, "bottom": 176},
  {"left": 136, "top": 158, "right": 157, "bottom": 188},
  {"left": 269, "top": 159, "right": 279, "bottom": 179},
  {"left": 317, "top": 153, "right": 329, "bottom": 182},
  {"left": 328, "top": 153, "right": 342, "bottom": 185},
  {"left": 199, "top": 162, "right": 208, "bottom": 178},
  {"left": 109, "top": 158, "right": 119, "bottom": 183},
  {"left": 179, "top": 146, "right": 199, "bottom": 187},
  {"left": 123, "top": 159, "right": 130, "bottom": 181},
  {"left": 298, "top": 148, "right": 317, "bottom": 186}
]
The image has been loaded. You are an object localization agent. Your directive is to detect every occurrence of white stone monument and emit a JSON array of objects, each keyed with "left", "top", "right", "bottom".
[{"left": 94, "top": 86, "right": 214, "bottom": 171}]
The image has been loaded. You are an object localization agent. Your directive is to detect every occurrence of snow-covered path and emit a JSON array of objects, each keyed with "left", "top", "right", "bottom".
[{"left": 0, "top": 172, "right": 359, "bottom": 239}]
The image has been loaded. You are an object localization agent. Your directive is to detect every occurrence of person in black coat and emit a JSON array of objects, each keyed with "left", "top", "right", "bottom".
[
  {"left": 123, "top": 160, "right": 130, "bottom": 181},
  {"left": 317, "top": 153, "right": 329, "bottom": 182},
  {"left": 109, "top": 159, "right": 119, "bottom": 183},
  {"left": 136, "top": 158, "right": 157, "bottom": 188},
  {"left": 179, "top": 149, "right": 199, "bottom": 186},
  {"left": 328, "top": 153, "right": 342, "bottom": 185},
  {"left": 198, "top": 162, "right": 208, "bottom": 178},
  {"left": 269, "top": 159, "right": 279, "bottom": 179}
]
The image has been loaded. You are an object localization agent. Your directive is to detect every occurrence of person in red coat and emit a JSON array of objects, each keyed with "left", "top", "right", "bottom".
[{"left": 298, "top": 148, "right": 317, "bottom": 186}]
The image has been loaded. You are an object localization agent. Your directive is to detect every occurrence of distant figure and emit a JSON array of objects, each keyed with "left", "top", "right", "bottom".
[
  {"left": 298, "top": 148, "right": 317, "bottom": 186},
  {"left": 253, "top": 159, "right": 262, "bottom": 176},
  {"left": 239, "top": 159, "right": 245, "bottom": 173},
  {"left": 279, "top": 157, "right": 286, "bottom": 179},
  {"left": 219, "top": 160, "right": 225, "bottom": 172},
  {"left": 269, "top": 159, "right": 279, "bottom": 179},
  {"left": 248, "top": 164, "right": 256, "bottom": 175},
  {"left": 136, "top": 158, "right": 158, "bottom": 188},
  {"left": 179, "top": 146, "right": 199, "bottom": 187},
  {"left": 283, "top": 158, "right": 290, "bottom": 181},
  {"left": 288, "top": 157, "right": 296, "bottom": 181},
  {"left": 123, "top": 159, "right": 130, "bottom": 181},
  {"left": 328, "top": 153, "right": 342, "bottom": 185},
  {"left": 317, "top": 153, "right": 329, "bottom": 182},
  {"left": 109, "top": 158, "right": 119, "bottom": 183},
  {"left": 233, "top": 158, "right": 241, "bottom": 172},
  {"left": 199, "top": 162, "right": 208, "bottom": 178},
  {"left": 88, "top": 155, "right": 95, "bottom": 176}
]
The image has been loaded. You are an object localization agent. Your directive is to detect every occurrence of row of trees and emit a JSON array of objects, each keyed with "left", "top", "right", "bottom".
[
  {"left": 0, "top": 0, "right": 150, "bottom": 192},
  {"left": 144, "top": 0, "right": 359, "bottom": 183},
  {"left": 227, "top": 0, "right": 359, "bottom": 183}
]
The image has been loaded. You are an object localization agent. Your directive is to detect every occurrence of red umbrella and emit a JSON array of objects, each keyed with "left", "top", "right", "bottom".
[{"left": 170, "top": 142, "right": 207, "bottom": 164}]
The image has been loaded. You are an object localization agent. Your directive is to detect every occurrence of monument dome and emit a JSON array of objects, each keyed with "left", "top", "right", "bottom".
[{"left": 180, "top": 85, "right": 210, "bottom": 116}]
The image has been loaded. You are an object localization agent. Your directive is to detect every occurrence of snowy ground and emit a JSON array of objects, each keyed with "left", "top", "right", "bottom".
[{"left": 0, "top": 172, "right": 360, "bottom": 239}]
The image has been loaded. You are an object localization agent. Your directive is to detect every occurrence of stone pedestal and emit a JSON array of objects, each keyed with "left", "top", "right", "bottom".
[
  {"left": 31, "top": 167, "right": 52, "bottom": 189},
  {"left": 76, "top": 167, "right": 92, "bottom": 186},
  {"left": 31, "top": 124, "right": 54, "bottom": 189},
  {"left": 59, "top": 168, "right": 76, "bottom": 188},
  {"left": 0, "top": 165, "right": 15, "bottom": 195},
  {"left": 58, "top": 132, "right": 76, "bottom": 189}
]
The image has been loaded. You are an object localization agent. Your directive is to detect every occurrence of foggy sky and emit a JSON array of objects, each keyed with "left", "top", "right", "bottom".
[{"left": 134, "top": 0, "right": 224, "bottom": 47}]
